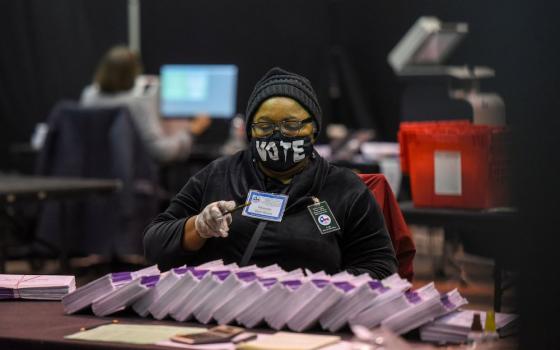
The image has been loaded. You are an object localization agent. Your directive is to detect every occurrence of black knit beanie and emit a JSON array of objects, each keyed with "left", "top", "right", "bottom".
[{"left": 245, "top": 67, "right": 322, "bottom": 140}]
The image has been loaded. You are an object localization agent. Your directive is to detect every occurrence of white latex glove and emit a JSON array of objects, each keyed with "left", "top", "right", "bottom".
[{"left": 194, "top": 200, "right": 236, "bottom": 238}]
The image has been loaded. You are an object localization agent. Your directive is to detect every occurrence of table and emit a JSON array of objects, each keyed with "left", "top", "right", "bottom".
[
  {"left": 0, "top": 176, "right": 121, "bottom": 204},
  {"left": 398, "top": 202, "right": 517, "bottom": 230},
  {"left": 0, "top": 175, "right": 122, "bottom": 272},
  {"left": 0, "top": 301, "right": 331, "bottom": 350},
  {"left": 0, "top": 301, "right": 516, "bottom": 350},
  {"left": 398, "top": 201, "right": 518, "bottom": 311},
  {"left": 0, "top": 301, "right": 181, "bottom": 349}
]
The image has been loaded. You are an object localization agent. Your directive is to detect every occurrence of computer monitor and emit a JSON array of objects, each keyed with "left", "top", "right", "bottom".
[{"left": 160, "top": 64, "right": 238, "bottom": 118}]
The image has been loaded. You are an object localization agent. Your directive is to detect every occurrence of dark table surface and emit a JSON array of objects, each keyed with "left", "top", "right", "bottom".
[
  {"left": 0, "top": 175, "right": 121, "bottom": 204},
  {"left": 0, "top": 300, "right": 190, "bottom": 349},
  {"left": 398, "top": 201, "right": 517, "bottom": 229},
  {"left": 0, "top": 300, "right": 344, "bottom": 350}
]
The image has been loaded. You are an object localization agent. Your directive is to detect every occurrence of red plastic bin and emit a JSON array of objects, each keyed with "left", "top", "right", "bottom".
[
  {"left": 398, "top": 121, "right": 509, "bottom": 209},
  {"left": 398, "top": 120, "right": 471, "bottom": 174}
]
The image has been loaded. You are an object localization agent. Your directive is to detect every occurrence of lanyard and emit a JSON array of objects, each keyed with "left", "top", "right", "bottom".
[{"left": 240, "top": 186, "right": 290, "bottom": 266}]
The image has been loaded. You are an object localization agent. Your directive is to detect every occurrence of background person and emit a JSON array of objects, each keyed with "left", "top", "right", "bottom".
[{"left": 80, "top": 45, "right": 210, "bottom": 163}]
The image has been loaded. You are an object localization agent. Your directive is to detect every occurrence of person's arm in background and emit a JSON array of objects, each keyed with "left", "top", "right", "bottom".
[
  {"left": 160, "top": 116, "right": 211, "bottom": 146},
  {"left": 341, "top": 187, "right": 398, "bottom": 280},
  {"left": 131, "top": 79, "right": 211, "bottom": 163},
  {"left": 130, "top": 92, "right": 191, "bottom": 163}
]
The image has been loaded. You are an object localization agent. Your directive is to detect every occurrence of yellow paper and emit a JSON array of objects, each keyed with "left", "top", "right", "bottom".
[
  {"left": 236, "top": 332, "right": 341, "bottom": 350},
  {"left": 65, "top": 324, "right": 205, "bottom": 345}
]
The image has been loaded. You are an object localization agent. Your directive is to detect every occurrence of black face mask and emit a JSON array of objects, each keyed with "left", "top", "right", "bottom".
[{"left": 252, "top": 132, "right": 314, "bottom": 172}]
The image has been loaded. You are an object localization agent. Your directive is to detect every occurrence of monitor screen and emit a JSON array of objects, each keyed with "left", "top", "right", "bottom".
[
  {"left": 411, "top": 31, "right": 463, "bottom": 65},
  {"left": 388, "top": 17, "right": 467, "bottom": 74},
  {"left": 160, "top": 64, "right": 238, "bottom": 118}
]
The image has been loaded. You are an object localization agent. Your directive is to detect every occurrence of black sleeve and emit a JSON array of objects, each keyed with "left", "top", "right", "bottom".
[
  {"left": 341, "top": 186, "right": 398, "bottom": 280},
  {"left": 143, "top": 166, "right": 208, "bottom": 271}
]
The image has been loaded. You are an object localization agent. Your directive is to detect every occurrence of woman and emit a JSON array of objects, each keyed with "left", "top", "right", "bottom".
[
  {"left": 80, "top": 45, "right": 210, "bottom": 163},
  {"left": 144, "top": 67, "right": 397, "bottom": 279}
]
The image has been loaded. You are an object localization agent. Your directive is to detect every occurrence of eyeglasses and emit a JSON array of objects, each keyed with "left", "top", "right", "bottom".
[{"left": 251, "top": 117, "right": 313, "bottom": 137}]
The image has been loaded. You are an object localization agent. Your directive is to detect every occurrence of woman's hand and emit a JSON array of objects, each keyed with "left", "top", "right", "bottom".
[
  {"left": 189, "top": 114, "right": 212, "bottom": 136},
  {"left": 182, "top": 200, "right": 236, "bottom": 251},
  {"left": 195, "top": 200, "right": 236, "bottom": 238},
  {"left": 160, "top": 115, "right": 211, "bottom": 137}
]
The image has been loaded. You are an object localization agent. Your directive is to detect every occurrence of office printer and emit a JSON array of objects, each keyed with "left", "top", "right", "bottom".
[{"left": 388, "top": 16, "right": 505, "bottom": 126}]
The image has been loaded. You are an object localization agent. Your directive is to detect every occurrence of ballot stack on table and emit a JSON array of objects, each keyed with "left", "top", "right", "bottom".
[
  {"left": 58, "top": 259, "right": 494, "bottom": 340},
  {"left": 61, "top": 265, "right": 160, "bottom": 314},
  {"left": 420, "top": 309, "right": 519, "bottom": 344},
  {"left": 0, "top": 274, "right": 75, "bottom": 300}
]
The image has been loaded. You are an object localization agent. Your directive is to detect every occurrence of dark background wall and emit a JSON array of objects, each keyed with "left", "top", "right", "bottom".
[
  {"left": 138, "top": 0, "right": 521, "bottom": 140},
  {"left": 0, "top": 0, "right": 127, "bottom": 171},
  {"left": 2, "top": 0, "right": 555, "bottom": 171}
]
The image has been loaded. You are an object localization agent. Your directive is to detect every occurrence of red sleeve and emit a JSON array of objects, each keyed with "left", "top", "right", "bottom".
[{"left": 358, "top": 174, "right": 416, "bottom": 281}]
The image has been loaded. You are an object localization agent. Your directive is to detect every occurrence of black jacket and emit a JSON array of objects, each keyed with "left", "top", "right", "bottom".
[{"left": 143, "top": 149, "right": 397, "bottom": 279}]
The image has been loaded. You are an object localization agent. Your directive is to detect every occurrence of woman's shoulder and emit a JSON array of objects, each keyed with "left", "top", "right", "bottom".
[
  {"left": 79, "top": 84, "right": 100, "bottom": 104},
  {"left": 80, "top": 84, "right": 135, "bottom": 107},
  {"left": 326, "top": 162, "right": 368, "bottom": 189}
]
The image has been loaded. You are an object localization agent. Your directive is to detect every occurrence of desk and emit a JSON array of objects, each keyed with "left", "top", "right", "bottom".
[
  {"left": 0, "top": 176, "right": 121, "bottom": 204},
  {"left": 398, "top": 202, "right": 517, "bottom": 230},
  {"left": 399, "top": 201, "right": 517, "bottom": 311},
  {"left": 0, "top": 301, "right": 516, "bottom": 350},
  {"left": 0, "top": 301, "right": 313, "bottom": 350},
  {"left": 0, "top": 300, "right": 180, "bottom": 349},
  {"left": 0, "top": 176, "right": 122, "bottom": 272}
]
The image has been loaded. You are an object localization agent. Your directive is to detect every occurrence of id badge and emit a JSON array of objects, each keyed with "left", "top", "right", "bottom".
[
  {"left": 307, "top": 201, "right": 341, "bottom": 234},
  {"left": 242, "top": 189, "right": 289, "bottom": 222}
]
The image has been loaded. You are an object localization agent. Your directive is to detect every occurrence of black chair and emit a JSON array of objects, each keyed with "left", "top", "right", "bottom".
[{"left": 35, "top": 101, "right": 159, "bottom": 262}]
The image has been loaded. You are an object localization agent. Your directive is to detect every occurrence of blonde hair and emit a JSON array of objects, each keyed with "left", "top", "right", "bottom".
[{"left": 94, "top": 45, "right": 143, "bottom": 93}]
